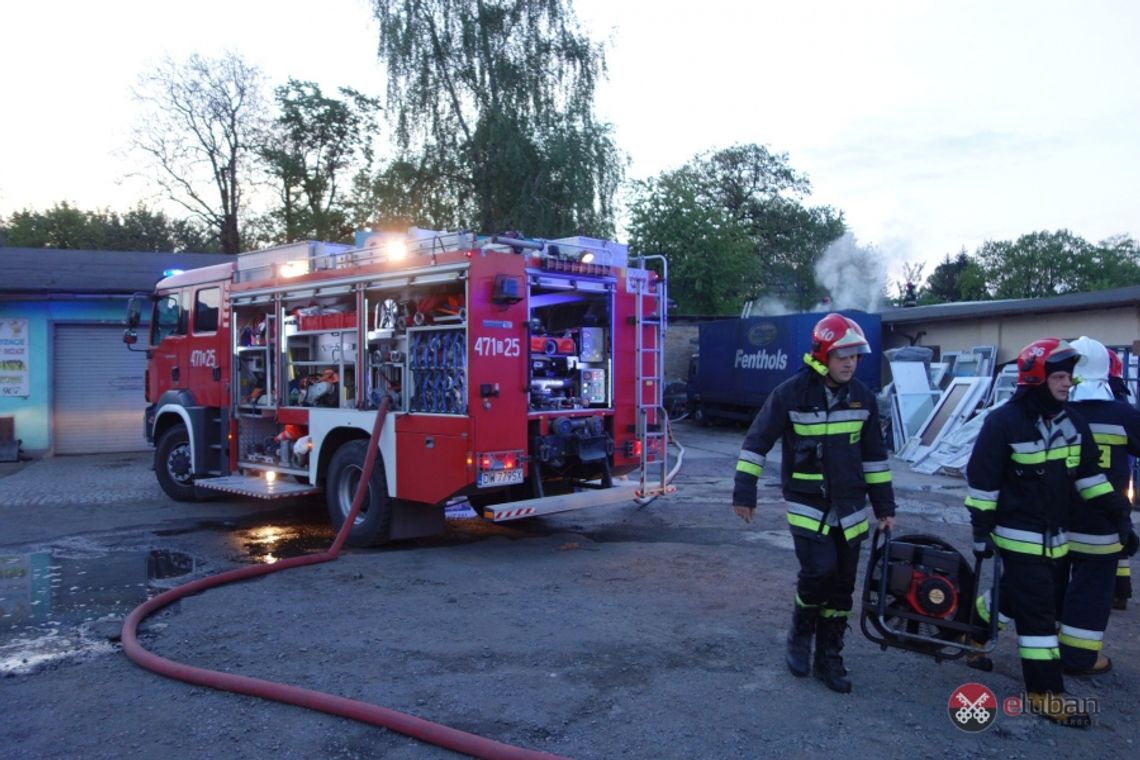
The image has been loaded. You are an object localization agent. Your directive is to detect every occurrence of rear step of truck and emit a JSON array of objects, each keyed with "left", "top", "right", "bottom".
[
  {"left": 481, "top": 481, "right": 641, "bottom": 522},
  {"left": 195, "top": 474, "right": 323, "bottom": 499}
]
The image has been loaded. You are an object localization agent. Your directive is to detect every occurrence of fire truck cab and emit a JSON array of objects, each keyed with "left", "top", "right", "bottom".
[{"left": 124, "top": 229, "right": 671, "bottom": 545}]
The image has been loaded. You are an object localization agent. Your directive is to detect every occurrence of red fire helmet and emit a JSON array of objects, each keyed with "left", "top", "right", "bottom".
[
  {"left": 807, "top": 313, "right": 870, "bottom": 369},
  {"left": 1016, "top": 338, "right": 1078, "bottom": 386}
]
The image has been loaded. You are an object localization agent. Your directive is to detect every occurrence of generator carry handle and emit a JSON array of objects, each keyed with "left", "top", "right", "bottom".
[{"left": 861, "top": 528, "right": 1002, "bottom": 661}]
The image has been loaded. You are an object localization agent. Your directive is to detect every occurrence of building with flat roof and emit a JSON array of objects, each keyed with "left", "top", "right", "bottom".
[{"left": 0, "top": 248, "right": 233, "bottom": 455}]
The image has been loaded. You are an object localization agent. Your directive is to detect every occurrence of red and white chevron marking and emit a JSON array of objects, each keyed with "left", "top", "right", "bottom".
[{"left": 493, "top": 507, "right": 536, "bottom": 521}]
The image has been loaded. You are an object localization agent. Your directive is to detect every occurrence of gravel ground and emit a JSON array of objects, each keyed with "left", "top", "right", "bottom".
[{"left": 1, "top": 422, "right": 1138, "bottom": 759}]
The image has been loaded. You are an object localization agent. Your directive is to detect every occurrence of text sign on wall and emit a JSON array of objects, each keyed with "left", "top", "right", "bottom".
[{"left": 0, "top": 319, "right": 29, "bottom": 397}]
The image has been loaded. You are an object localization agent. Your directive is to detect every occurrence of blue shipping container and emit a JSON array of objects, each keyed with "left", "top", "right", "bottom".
[{"left": 688, "top": 310, "right": 881, "bottom": 424}]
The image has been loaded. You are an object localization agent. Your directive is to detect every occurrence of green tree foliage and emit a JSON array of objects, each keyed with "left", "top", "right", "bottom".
[
  {"left": 757, "top": 200, "right": 847, "bottom": 310},
  {"left": 369, "top": 0, "right": 622, "bottom": 237},
  {"left": 686, "top": 145, "right": 844, "bottom": 309},
  {"left": 925, "top": 250, "right": 988, "bottom": 303},
  {"left": 1072, "top": 234, "right": 1140, "bottom": 292},
  {"left": 260, "top": 79, "right": 381, "bottom": 244},
  {"left": 627, "top": 169, "right": 758, "bottom": 315},
  {"left": 2, "top": 202, "right": 217, "bottom": 252},
  {"left": 627, "top": 144, "right": 845, "bottom": 313},
  {"left": 977, "top": 229, "right": 1140, "bottom": 298},
  {"left": 349, "top": 154, "right": 465, "bottom": 232},
  {"left": 131, "top": 52, "right": 269, "bottom": 253}
]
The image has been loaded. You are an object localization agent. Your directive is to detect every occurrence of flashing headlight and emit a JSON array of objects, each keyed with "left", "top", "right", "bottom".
[
  {"left": 279, "top": 260, "right": 308, "bottom": 278},
  {"left": 387, "top": 238, "right": 408, "bottom": 261},
  {"left": 578, "top": 250, "right": 595, "bottom": 264},
  {"left": 265, "top": 470, "right": 277, "bottom": 484}
]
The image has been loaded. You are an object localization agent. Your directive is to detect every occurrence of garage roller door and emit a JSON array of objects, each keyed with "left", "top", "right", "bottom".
[{"left": 53, "top": 325, "right": 148, "bottom": 453}]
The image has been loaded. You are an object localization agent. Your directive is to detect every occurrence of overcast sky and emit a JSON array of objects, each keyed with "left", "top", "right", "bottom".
[{"left": 2, "top": 0, "right": 1137, "bottom": 281}]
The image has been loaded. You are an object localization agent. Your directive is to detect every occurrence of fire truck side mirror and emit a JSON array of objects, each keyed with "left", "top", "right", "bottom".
[
  {"left": 122, "top": 328, "right": 149, "bottom": 354},
  {"left": 125, "top": 293, "right": 147, "bottom": 328}
]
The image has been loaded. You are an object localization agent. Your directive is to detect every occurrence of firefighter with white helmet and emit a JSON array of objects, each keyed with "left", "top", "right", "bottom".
[
  {"left": 733, "top": 313, "right": 897, "bottom": 693},
  {"left": 1063, "top": 337, "right": 1140, "bottom": 659},
  {"left": 964, "top": 338, "right": 1133, "bottom": 727}
]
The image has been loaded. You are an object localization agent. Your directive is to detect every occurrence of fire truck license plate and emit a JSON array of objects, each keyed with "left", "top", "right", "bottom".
[{"left": 477, "top": 470, "right": 524, "bottom": 488}]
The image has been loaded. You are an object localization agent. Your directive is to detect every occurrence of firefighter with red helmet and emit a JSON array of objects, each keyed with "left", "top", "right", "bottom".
[
  {"left": 1059, "top": 337, "right": 1140, "bottom": 673},
  {"left": 964, "top": 338, "right": 1132, "bottom": 727},
  {"left": 1105, "top": 348, "right": 1137, "bottom": 608},
  {"left": 733, "top": 313, "right": 897, "bottom": 693},
  {"left": 1107, "top": 349, "right": 1130, "bottom": 402}
]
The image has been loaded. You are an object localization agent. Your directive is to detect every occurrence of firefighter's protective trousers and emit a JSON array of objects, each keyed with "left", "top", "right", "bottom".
[
  {"left": 792, "top": 526, "right": 860, "bottom": 616},
  {"left": 1060, "top": 554, "right": 1115, "bottom": 669},
  {"left": 981, "top": 552, "right": 1069, "bottom": 694}
]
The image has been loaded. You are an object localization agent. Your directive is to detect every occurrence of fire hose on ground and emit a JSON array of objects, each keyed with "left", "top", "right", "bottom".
[{"left": 120, "top": 398, "right": 567, "bottom": 760}]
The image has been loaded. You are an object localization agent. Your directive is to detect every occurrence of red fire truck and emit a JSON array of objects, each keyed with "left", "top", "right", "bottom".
[{"left": 124, "top": 229, "right": 671, "bottom": 545}]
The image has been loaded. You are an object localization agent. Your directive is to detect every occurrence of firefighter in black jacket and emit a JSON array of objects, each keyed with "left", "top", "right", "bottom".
[
  {"left": 965, "top": 338, "right": 1133, "bottom": 728},
  {"left": 1107, "top": 348, "right": 1137, "bottom": 609},
  {"left": 733, "top": 313, "right": 896, "bottom": 693},
  {"left": 1061, "top": 337, "right": 1140, "bottom": 674}
]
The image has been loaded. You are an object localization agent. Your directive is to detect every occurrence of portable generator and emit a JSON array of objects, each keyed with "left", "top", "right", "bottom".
[{"left": 860, "top": 530, "right": 1001, "bottom": 662}]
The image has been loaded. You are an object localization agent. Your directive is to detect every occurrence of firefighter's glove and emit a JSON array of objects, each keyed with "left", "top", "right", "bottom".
[
  {"left": 1122, "top": 529, "right": 1140, "bottom": 559},
  {"left": 973, "top": 538, "right": 994, "bottom": 560}
]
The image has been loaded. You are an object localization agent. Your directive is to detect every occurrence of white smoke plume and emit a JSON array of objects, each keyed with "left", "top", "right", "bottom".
[
  {"left": 814, "top": 233, "right": 888, "bottom": 313},
  {"left": 744, "top": 296, "right": 796, "bottom": 316}
]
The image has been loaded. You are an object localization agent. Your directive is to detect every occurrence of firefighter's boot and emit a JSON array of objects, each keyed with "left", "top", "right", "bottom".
[
  {"left": 813, "top": 616, "right": 852, "bottom": 693},
  {"left": 962, "top": 636, "right": 994, "bottom": 672},
  {"left": 785, "top": 606, "right": 818, "bottom": 677},
  {"left": 1064, "top": 654, "right": 1112, "bottom": 677},
  {"left": 1026, "top": 692, "right": 1091, "bottom": 729}
]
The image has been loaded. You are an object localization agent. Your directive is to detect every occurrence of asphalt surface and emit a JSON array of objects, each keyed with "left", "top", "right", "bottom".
[
  {"left": 0, "top": 433, "right": 971, "bottom": 509},
  {"left": 0, "top": 451, "right": 163, "bottom": 506},
  {"left": 3, "top": 425, "right": 1140, "bottom": 760}
]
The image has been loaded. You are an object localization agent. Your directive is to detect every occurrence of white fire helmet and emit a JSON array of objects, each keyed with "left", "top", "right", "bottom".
[{"left": 1069, "top": 336, "right": 1114, "bottom": 402}]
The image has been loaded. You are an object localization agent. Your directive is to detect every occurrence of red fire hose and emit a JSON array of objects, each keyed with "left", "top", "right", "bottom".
[{"left": 121, "top": 399, "right": 567, "bottom": 760}]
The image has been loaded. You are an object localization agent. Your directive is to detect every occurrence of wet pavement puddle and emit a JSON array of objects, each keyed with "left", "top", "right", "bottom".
[
  {"left": 0, "top": 548, "right": 201, "bottom": 675},
  {"left": 0, "top": 506, "right": 506, "bottom": 675}
]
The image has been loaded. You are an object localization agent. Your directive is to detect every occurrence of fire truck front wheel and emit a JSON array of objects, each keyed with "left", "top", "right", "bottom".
[
  {"left": 155, "top": 425, "right": 203, "bottom": 502},
  {"left": 326, "top": 440, "right": 392, "bottom": 546}
]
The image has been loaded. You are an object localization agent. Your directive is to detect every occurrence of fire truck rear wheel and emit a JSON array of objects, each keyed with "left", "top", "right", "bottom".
[
  {"left": 155, "top": 425, "right": 203, "bottom": 502},
  {"left": 326, "top": 440, "right": 392, "bottom": 546}
]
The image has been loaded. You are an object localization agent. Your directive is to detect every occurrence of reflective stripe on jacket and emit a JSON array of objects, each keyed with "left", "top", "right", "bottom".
[
  {"left": 733, "top": 368, "right": 895, "bottom": 542},
  {"left": 1065, "top": 399, "right": 1140, "bottom": 555},
  {"left": 965, "top": 397, "right": 1128, "bottom": 559}
]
